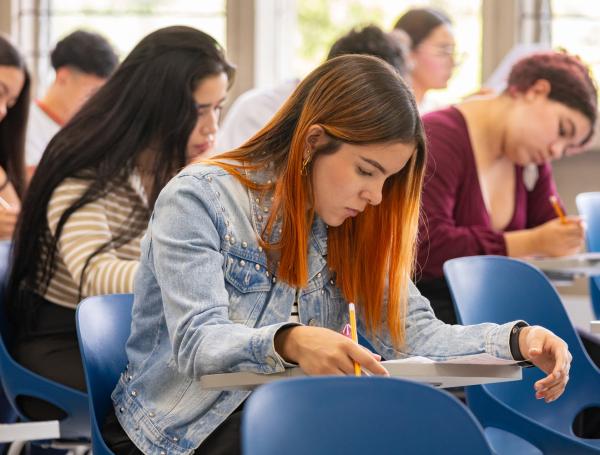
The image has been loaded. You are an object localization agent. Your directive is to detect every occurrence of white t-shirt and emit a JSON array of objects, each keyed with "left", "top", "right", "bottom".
[
  {"left": 25, "top": 102, "right": 61, "bottom": 167},
  {"left": 215, "top": 80, "right": 299, "bottom": 154}
]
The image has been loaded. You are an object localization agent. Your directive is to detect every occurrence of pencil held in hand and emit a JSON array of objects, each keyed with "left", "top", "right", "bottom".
[
  {"left": 348, "top": 303, "right": 361, "bottom": 377},
  {"left": 549, "top": 195, "right": 567, "bottom": 224}
]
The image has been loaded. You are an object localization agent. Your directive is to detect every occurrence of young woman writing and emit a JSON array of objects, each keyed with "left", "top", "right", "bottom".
[{"left": 107, "top": 55, "right": 571, "bottom": 455}]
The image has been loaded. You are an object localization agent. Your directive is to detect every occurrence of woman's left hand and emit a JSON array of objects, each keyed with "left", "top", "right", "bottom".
[{"left": 518, "top": 325, "right": 572, "bottom": 403}]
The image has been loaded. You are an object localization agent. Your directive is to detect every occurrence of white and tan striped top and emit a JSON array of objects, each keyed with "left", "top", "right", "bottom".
[{"left": 39, "top": 175, "right": 149, "bottom": 309}]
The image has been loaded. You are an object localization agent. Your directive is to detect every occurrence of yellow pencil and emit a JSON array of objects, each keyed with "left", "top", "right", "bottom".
[
  {"left": 348, "top": 303, "right": 361, "bottom": 376},
  {"left": 549, "top": 195, "right": 567, "bottom": 224}
]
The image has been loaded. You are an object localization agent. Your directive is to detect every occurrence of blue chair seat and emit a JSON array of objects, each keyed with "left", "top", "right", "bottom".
[
  {"left": 0, "top": 240, "right": 90, "bottom": 444},
  {"left": 484, "top": 427, "right": 542, "bottom": 455},
  {"left": 76, "top": 293, "right": 133, "bottom": 455},
  {"left": 445, "top": 256, "right": 600, "bottom": 454},
  {"left": 243, "top": 376, "right": 494, "bottom": 455},
  {"left": 576, "top": 192, "right": 600, "bottom": 319}
]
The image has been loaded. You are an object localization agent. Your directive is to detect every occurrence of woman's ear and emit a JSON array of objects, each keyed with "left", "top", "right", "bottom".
[
  {"left": 524, "top": 79, "right": 551, "bottom": 101},
  {"left": 304, "top": 125, "right": 327, "bottom": 155}
]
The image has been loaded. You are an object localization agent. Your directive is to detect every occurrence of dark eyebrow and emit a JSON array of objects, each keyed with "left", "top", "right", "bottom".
[
  {"left": 195, "top": 97, "right": 227, "bottom": 109},
  {"left": 359, "top": 156, "right": 387, "bottom": 175}
]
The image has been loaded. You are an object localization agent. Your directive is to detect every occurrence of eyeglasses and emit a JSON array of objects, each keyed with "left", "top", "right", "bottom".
[{"left": 417, "top": 44, "right": 466, "bottom": 66}]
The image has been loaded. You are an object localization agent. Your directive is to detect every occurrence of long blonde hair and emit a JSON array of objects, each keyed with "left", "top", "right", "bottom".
[{"left": 210, "top": 55, "right": 426, "bottom": 346}]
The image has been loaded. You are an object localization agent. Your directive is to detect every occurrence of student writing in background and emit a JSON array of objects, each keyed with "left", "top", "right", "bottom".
[
  {"left": 25, "top": 30, "right": 118, "bottom": 179},
  {"left": 416, "top": 50, "right": 595, "bottom": 326},
  {"left": 0, "top": 34, "right": 29, "bottom": 239},
  {"left": 106, "top": 55, "right": 571, "bottom": 455},
  {"left": 417, "top": 51, "right": 600, "bottom": 436},
  {"left": 6, "top": 26, "right": 235, "bottom": 421}
]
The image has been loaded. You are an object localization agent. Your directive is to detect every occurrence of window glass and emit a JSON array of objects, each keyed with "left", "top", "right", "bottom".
[
  {"left": 551, "top": 0, "right": 600, "bottom": 95},
  {"left": 295, "top": 0, "right": 482, "bottom": 107},
  {"left": 44, "top": 0, "right": 225, "bottom": 87},
  {"left": 49, "top": 0, "right": 226, "bottom": 54}
]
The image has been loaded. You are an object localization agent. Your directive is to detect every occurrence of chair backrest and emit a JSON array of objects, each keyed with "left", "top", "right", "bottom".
[
  {"left": 0, "top": 241, "right": 90, "bottom": 440},
  {"left": 0, "top": 241, "right": 16, "bottom": 429},
  {"left": 444, "top": 256, "right": 600, "bottom": 436},
  {"left": 0, "top": 241, "right": 12, "bottom": 336},
  {"left": 76, "top": 294, "right": 133, "bottom": 455},
  {"left": 0, "top": 241, "right": 10, "bottom": 286},
  {"left": 242, "top": 376, "right": 493, "bottom": 455},
  {"left": 576, "top": 192, "right": 600, "bottom": 252},
  {"left": 575, "top": 192, "right": 600, "bottom": 318}
]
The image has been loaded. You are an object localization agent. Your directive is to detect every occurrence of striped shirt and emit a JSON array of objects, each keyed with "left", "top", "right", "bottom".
[
  {"left": 39, "top": 174, "right": 149, "bottom": 309},
  {"left": 289, "top": 289, "right": 300, "bottom": 323}
]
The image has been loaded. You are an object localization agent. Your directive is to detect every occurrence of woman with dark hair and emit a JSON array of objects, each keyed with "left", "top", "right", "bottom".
[
  {"left": 417, "top": 51, "right": 597, "bottom": 325},
  {"left": 105, "top": 54, "right": 571, "bottom": 454},
  {"left": 0, "top": 34, "right": 29, "bottom": 239},
  {"left": 394, "top": 7, "right": 455, "bottom": 107},
  {"left": 6, "top": 26, "right": 234, "bottom": 419}
]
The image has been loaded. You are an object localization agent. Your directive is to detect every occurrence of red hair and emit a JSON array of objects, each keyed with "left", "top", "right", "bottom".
[
  {"left": 209, "top": 55, "right": 426, "bottom": 346},
  {"left": 507, "top": 51, "right": 597, "bottom": 143}
]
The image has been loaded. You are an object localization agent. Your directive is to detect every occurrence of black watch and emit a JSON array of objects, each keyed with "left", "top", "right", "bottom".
[{"left": 510, "top": 321, "right": 529, "bottom": 361}]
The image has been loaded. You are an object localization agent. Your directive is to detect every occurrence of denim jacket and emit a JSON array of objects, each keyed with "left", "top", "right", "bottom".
[{"left": 112, "top": 163, "right": 520, "bottom": 455}]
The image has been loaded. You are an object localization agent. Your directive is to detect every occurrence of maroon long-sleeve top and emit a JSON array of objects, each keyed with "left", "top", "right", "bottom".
[{"left": 418, "top": 107, "right": 559, "bottom": 280}]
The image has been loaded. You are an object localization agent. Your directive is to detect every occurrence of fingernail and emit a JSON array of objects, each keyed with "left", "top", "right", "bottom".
[{"left": 554, "top": 371, "right": 561, "bottom": 378}]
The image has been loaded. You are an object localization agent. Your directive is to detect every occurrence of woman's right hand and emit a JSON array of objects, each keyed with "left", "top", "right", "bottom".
[
  {"left": 0, "top": 206, "right": 19, "bottom": 240},
  {"left": 274, "top": 325, "right": 389, "bottom": 376},
  {"left": 532, "top": 216, "right": 585, "bottom": 257}
]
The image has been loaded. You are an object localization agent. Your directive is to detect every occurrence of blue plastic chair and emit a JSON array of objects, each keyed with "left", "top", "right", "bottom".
[
  {"left": 444, "top": 256, "right": 600, "bottom": 454},
  {"left": 242, "top": 376, "right": 494, "bottom": 455},
  {"left": 0, "top": 241, "right": 16, "bottom": 450},
  {"left": 76, "top": 294, "right": 133, "bottom": 455},
  {"left": 576, "top": 192, "right": 600, "bottom": 319},
  {"left": 0, "top": 240, "right": 90, "bottom": 447}
]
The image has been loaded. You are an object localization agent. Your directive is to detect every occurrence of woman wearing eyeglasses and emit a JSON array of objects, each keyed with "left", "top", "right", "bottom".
[
  {"left": 0, "top": 35, "right": 29, "bottom": 239},
  {"left": 394, "top": 7, "right": 457, "bottom": 110},
  {"left": 6, "top": 26, "right": 234, "bottom": 420}
]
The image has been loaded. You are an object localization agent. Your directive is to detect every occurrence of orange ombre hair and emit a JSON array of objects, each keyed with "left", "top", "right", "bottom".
[{"left": 209, "top": 55, "right": 426, "bottom": 347}]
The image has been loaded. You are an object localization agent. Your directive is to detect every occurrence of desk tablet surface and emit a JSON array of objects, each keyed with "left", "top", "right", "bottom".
[{"left": 200, "top": 360, "right": 522, "bottom": 391}]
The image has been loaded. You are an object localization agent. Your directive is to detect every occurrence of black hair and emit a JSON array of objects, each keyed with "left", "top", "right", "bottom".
[
  {"left": 0, "top": 34, "right": 29, "bottom": 199},
  {"left": 7, "top": 26, "right": 235, "bottom": 316},
  {"left": 327, "top": 25, "right": 410, "bottom": 78},
  {"left": 50, "top": 30, "right": 119, "bottom": 77},
  {"left": 393, "top": 7, "right": 452, "bottom": 49}
]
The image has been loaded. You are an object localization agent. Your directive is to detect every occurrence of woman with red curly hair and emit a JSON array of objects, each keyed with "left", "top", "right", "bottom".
[{"left": 416, "top": 51, "right": 597, "bottom": 325}]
